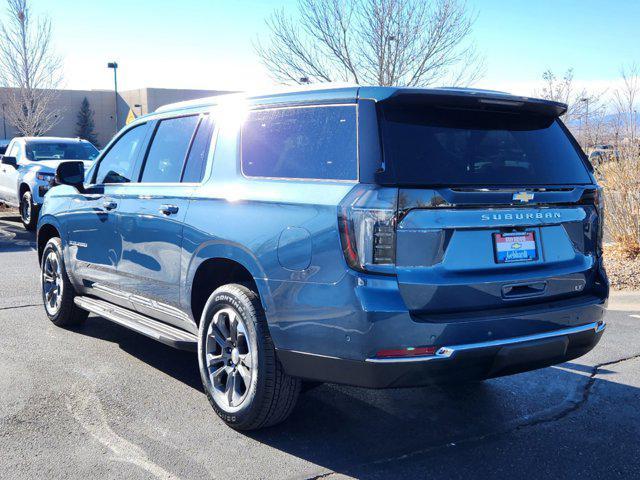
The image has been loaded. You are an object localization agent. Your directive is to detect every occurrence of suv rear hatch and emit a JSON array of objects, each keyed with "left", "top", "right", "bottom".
[{"left": 375, "top": 90, "right": 607, "bottom": 317}]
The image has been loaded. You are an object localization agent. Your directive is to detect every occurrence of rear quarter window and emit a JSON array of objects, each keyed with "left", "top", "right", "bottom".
[{"left": 241, "top": 105, "right": 357, "bottom": 181}]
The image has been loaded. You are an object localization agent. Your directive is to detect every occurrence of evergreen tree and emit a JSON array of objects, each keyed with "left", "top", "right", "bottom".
[{"left": 75, "top": 97, "right": 99, "bottom": 146}]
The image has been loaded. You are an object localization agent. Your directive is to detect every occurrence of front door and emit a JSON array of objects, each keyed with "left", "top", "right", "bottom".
[
  {"left": 65, "top": 185, "right": 123, "bottom": 295},
  {"left": 67, "top": 122, "right": 151, "bottom": 306},
  {"left": 0, "top": 142, "right": 22, "bottom": 205}
]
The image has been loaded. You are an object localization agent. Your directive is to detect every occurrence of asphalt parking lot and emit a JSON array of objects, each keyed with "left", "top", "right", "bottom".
[{"left": 0, "top": 212, "right": 639, "bottom": 480}]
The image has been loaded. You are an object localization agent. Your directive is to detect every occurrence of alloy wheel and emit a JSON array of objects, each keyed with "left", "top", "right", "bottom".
[
  {"left": 205, "top": 307, "right": 254, "bottom": 410},
  {"left": 42, "top": 250, "right": 63, "bottom": 315}
]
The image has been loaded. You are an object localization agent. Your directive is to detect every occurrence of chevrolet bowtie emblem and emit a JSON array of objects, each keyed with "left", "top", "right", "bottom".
[{"left": 513, "top": 191, "right": 534, "bottom": 203}]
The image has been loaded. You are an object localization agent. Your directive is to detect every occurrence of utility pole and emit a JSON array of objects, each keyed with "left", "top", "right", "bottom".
[{"left": 107, "top": 62, "right": 119, "bottom": 134}]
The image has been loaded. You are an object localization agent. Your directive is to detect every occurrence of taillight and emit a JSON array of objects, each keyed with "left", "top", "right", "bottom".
[
  {"left": 338, "top": 185, "right": 398, "bottom": 274},
  {"left": 580, "top": 187, "right": 604, "bottom": 255}
]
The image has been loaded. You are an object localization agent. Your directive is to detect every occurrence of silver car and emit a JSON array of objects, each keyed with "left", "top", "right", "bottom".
[{"left": 0, "top": 136, "right": 99, "bottom": 229}]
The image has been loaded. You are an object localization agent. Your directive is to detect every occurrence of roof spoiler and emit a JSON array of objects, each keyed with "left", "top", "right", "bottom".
[{"left": 379, "top": 89, "right": 567, "bottom": 117}]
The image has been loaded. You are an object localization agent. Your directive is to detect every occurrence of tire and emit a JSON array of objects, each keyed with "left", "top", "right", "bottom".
[
  {"left": 20, "top": 190, "right": 38, "bottom": 231},
  {"left": 41, "top": 237, "right": 88, "bottom": 327},
  {"left": 198, "top": 283, "right": 301, "bottom": 430}
]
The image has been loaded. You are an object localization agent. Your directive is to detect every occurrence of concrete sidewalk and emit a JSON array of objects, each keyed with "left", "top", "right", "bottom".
[{"left": 608, "top": 290, "right": 640, "bottom": 311}]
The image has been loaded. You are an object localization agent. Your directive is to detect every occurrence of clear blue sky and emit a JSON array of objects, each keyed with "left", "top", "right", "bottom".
[{"left": 15, "top": 0, "right": 640, "bottom": 95}]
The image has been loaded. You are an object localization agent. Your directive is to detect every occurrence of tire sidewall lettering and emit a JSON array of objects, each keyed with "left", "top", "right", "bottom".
[{"left": 213, "top": 293, "right": 247, "bottom": 317}]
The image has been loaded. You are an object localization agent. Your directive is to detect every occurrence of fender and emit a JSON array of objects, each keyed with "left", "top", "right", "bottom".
[
  {"left": 36, "top": 214, "right": 67, "bottom": 265},
  {"left": 17, "top": 164, "right": 48, "bottom": 206},
  {"left": 182, "top": 239, "right": 275, "bottom": 318},
  {"left": 17, "top": 168, "right": 33, "bottom": 192},
  {"left": 37, "top": 189, "right": 73, "bottom": 268}
]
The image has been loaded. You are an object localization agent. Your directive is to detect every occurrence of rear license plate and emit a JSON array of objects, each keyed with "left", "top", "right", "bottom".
[{"left": 493, "top": 231, "right": 537, "bottom": 264}]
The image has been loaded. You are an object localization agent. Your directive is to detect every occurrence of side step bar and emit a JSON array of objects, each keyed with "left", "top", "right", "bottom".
[{"left": 74, "top": 296, "right": 198, "bottom": 351}]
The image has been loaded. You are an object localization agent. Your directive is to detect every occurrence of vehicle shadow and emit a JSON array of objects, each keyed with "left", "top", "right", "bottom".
[
  {"left": 0, "top": 216, "right": 36, "bottom": 252},
  {"left": 72, "top": 315, "right": 202, "bottom": 391},
  {"left": 249, "top": 361, "right": 639, "bottom": 479},
  {"left": 67, "top": 313, "right": 639, "bottom": 479}
]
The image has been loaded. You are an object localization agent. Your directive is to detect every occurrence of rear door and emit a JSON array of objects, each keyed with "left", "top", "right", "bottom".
[
  {"left": 116, "top": 113, "right": 213, "bottom": 330},
  {"left": 67, "top": 122, "right": 151, "bottom": 302},
  {"left": 377, "top": 100, "right": 606, "bottom": 316}
]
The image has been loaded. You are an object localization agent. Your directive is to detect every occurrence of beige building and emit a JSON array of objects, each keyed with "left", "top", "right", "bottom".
[{"left": 0, "top": 87, "right": 231, "bottom": 147}]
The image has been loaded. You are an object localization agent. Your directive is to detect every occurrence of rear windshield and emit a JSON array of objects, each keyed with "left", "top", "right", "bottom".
[{"left": 378, "top": 106, "right": 592, "bottom": 186}]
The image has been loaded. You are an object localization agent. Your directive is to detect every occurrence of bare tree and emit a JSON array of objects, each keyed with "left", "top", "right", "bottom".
[
  {"left": 598, "top": 64, "right": 640, "bottom": 257},
  {"left": 0, "top": 0, "right": 63, "bottom": 136},
  {"left": 537, "top": 68, "right": 606, "bottom": 148},
  {"left": 612, "top": 63, "right": 639, "bottom": 146},
  {"left": 255, "top": 0, "right": 484, "bottom": 87}
]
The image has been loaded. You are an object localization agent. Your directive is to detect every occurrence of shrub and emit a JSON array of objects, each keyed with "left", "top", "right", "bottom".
[{"left": 598, "top": 144, "right": 640, "bottom": 257}]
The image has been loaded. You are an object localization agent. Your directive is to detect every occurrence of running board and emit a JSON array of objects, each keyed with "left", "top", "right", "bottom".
[{"left": 74, "top": 296, "right": 198, "bottom": 351}]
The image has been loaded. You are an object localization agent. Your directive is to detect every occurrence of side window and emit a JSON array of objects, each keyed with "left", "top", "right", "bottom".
[
  {"left": 182, "top": 115, "right": 214, "bottom": 183},
  {"left": 241, "top": 105, "right": 357, "bottom": 180},
  {"left": 8, "top": 143, "right": 21, "bottom": 161},
  {"left": 140, "top": 115, "right": 199, "bottom": 183},
  {"left": 95, "top": 124, "right": 147, "bottom": 184}
]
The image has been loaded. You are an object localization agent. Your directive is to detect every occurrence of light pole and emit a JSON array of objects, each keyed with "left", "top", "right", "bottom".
[
  {"left": 580, "top": 97, "right": 589, "bottom": 148},
  {"left": 107, "top": 62, "right": 119, "bottom": 133}
]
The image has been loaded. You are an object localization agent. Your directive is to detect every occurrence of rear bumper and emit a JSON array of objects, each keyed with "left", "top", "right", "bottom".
[{"left": 277, "top": 321, "right": 605, "bottom": 388}]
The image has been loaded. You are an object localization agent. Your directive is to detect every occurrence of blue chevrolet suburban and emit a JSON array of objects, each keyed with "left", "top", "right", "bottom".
[{"left": 37, "top": 86, "right": 608, "bottom": 430}]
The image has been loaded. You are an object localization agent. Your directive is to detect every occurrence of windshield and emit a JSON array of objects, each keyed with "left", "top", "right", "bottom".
[
  {"left": 378, "top": 105, "right": 592, "bottom": 186},
  {"left": 25, "top": 141, "right": 99, "bottom": 161}
]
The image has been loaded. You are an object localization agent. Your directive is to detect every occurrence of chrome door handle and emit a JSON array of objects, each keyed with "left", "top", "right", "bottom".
[
  {"left": 159, "top": 204, "right": 179, "bottom": 215},
  {"left": 103, "top": 200, "right": 118, "bottom": 211}
]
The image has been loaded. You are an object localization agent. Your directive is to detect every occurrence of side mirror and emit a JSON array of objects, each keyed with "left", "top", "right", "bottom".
[
  {"left": 55, "top": 161, "right": 85, "bottom": 190},
  {"left": 1, "top": 156, "right": 17, "bottom": 168}
]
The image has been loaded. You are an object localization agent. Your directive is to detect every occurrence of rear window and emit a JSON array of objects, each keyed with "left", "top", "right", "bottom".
[
  {"left": 241, "top": 105, "right": 357, "bottom": 181},
  {"left": 378, "top": 106, "right": 592, "bottom": 186},
  {"left": 182, "top": 115, "right": 214, "bottom": 183},
  {"left": 141, "top": 115, "right": 199, "bottom": 183}
]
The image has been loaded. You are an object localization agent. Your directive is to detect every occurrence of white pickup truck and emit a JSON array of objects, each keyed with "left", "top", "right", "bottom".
[{"left": 0, "top": 137, "right": 98, "bottom": 229}]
